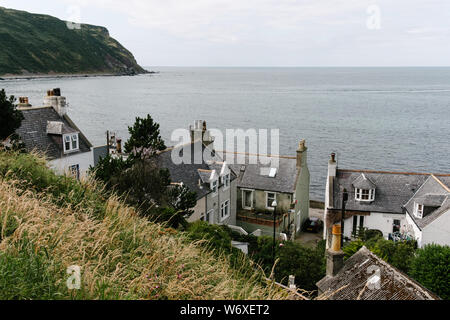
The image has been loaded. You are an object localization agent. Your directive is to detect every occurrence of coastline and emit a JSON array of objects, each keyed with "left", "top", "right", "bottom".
[{"left": 0, "top": 70, "right": 159, "bottom": 81}]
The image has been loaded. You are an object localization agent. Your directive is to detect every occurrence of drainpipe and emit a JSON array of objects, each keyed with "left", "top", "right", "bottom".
[{"left": 341, "top": 188, "right": 348, "bottom": 248}]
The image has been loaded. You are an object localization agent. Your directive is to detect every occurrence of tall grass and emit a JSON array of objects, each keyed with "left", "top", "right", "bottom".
[{"left": 0, "top": 151, "right": 289, "bottom": 300}]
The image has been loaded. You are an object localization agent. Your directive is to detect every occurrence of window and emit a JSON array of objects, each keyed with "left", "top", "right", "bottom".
[
  {"left": 414, "top": 202, "right": 424, "bottom": 219},
  {"left": 222, "top": 173, "right": 230, "bottom": 190},
  {"left": 266, "top": 192, "right": 276, "bottom": 209},
  {"left": 63, "top": 133, "right": 79, "bottom": 153},
  {"left": 393, "top": 219, "right": 400, "bottom": 233},
  {"left": 220, "top": 200, "right": 230, "bottom": 221},
  {"left": 242, "top": 189, "right": 253, "bottom": 210},
  {"left": 68, "top": 164, "right": 80, "bottom": 180},
  {"left": 211, "top": 179, "right": 218, "bottom": 196},
  {"left": 355, "top": 188, "right": 375, "bottom": 201}
]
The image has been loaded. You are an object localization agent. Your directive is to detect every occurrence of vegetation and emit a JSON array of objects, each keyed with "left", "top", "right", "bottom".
[
  {"left": 0, "top": 150, "right": 289, "bottom": 299},
  {"left": 91, "top": 115, "right": 196, "bottom": 230},
  {"left": 0, "top": 89, "right": 24, "bottom": 143},
  {"left": 409, "top": 244, "right": 450, "bottom": 300},
  {"left": 0, "top": 6, "right": 146, "bottom": 76}
]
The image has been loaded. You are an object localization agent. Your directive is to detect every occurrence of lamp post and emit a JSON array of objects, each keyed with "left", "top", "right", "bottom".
[{"left": 272, "top": 199, "right": 278, "bottom": 268}]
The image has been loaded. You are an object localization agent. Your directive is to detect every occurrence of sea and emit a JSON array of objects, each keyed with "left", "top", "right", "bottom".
[{"left": 1, "top": 67, "right": 450, "bottom": 201}]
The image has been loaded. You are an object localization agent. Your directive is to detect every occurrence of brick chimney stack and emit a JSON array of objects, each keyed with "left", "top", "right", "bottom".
[{"left": 326, "top": 224, "right": 345, "bottom": 277}]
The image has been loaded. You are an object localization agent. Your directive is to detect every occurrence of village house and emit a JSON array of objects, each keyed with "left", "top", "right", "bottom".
[
  {"left": 153, "top": 121, "right": 238, "bottom": 225},
  {"left": 15, "top": 89, "right": 95, "bottom": 179},
  {"left": 316, "top": 224, "right": 439, "bottom": 300},
  {"left": 218, "top": 140, "right": 310, "bottom": 239},
  {"left": 324, "top": 153, "right": 450, "bottom": 248}
]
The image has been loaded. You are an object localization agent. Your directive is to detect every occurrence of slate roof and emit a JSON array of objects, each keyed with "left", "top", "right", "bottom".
[
  {"left": 217, "top": 151, "right": 299, "bottom": 194},
  {"left": 404, "top": 175, "right": 450, "bottom": 229},
  {"left": 352, "top": 173, "right": 376, "bottom": 190},
  {"left": 332, "top": 170, "right": 430, "bottom": 214},
  {"left": 316, "top": 246, "right": 439, "bottom": 300},
  {"left": 15, "top": 107, "right": 91, "bottom": 160},
  {"left": 154, "top": 142, "right": 237, "bottom": 200}
]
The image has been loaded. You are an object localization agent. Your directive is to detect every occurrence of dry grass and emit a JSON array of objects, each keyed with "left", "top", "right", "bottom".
[{"left": 0, "top": 151, "right": 290, "bottom": 300}]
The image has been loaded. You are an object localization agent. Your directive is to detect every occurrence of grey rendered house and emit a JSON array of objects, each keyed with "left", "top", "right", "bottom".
[
  {"left": 155, "top": 140, "right": 238, "bottom": 226},
  {"left": 218, "top": 140, "right": 310, "bottom": 238}
]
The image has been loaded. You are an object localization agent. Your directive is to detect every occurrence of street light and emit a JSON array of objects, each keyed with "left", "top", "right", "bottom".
[{"left": 271, "top": 199, "right": 278, "bottom": 269}]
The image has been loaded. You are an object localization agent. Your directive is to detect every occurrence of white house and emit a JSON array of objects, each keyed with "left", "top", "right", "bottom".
[
  {"left": 16, "top": 89, "right": 94, "bottom": 179},
  {"left": 323, "top": 153, "right": 450, "bottom": 248}
]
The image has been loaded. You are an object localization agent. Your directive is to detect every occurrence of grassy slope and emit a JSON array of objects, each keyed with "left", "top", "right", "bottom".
[
  {"left": 0, "top": 151, "right": 288, "bottom": 300},
  {"left": 0, "top": 6, "right": 146, "bottom": 76}
]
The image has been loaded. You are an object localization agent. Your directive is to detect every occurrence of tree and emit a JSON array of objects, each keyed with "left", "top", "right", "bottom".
[
  {"left": 124, "top": 114, "right": 166, "bottom": 159},
  {"left": 89, "top": 154, "right": 132, "bottom": 186},
  {"left": 0, "top": 89, "right": 24, "bottom": 141},
  {"left": 167, "top": 184, "right": 197, "bottom": 220},
  {"left": 409, "top": 244, "right": 450, "bottom": 299},
  {"left": 275, "top": 241, "right": 325, "bottom": 291}
]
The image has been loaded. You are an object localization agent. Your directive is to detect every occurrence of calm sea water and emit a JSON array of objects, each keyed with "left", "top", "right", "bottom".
[{"left": 2, "top": 67, "right": 450, "bottom": 200}]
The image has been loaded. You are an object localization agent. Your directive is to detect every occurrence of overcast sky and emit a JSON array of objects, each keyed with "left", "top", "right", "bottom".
[{"left": 1, "top": 0, "right": 449, "bottom": 67}]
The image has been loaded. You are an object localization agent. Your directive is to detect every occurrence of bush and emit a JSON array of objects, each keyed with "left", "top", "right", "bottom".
[
  {"left": 409, "top": 244, "right": 450, "bottom": 299},
  {"left": 275, "top": 241, "right": 325, "bottom": 291}
]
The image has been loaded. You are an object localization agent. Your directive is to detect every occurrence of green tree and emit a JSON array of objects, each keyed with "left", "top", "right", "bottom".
[
  {"left": 124, "top": 114, "right": 166, "bottom": 159},
  {"left": 409, "top": 244, "right": 450, "bottom": 299},
  {"left": 0, "top": 89, "right": 24, "bottom": 141},
  {"left": 275, "top": 241, "right": 325, "bottom": 291},
  {"left": 89, "top": 154, "right": 132, "bottom": 186},
  {"left": 167, "top": 184, "right": 197, "bottom": 219}
]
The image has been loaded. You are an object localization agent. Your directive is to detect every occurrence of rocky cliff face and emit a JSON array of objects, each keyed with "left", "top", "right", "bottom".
[{"left": 0, "top": 6, "right": 147, "bottom": 76}]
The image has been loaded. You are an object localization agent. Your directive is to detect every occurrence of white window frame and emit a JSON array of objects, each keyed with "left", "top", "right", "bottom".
[
  {"left": 222, "top": 173, "right": 230, "bottom": 190},
  {"left": 355, "top": 188, "right": 375, "bottom": 202},
  {"left": 266, "top": 191, "right": 277, "bottom": 210},
  {"left": 414, "top": 202, "right": 424, "bottom": 219},
  {"left": 220, "top": 200, "right": 230, "bottom": 221},
  {"left": 242, "top": 189, "right": 254, "bottom": 210},
  {"left": 210, "top": 179, "right": 218, "bottom": 197},
  {"left": 63, "top": 133, "right": 79, "bottom": 154}
]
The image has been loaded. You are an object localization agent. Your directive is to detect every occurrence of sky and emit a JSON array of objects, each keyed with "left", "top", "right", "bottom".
[{"left": 1, "top": 0, "right": 449, "bottom": 67}]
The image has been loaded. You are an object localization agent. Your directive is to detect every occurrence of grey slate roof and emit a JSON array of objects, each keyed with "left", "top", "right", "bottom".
[
  {"left": 352, "top": 173, "right": 376, "bottom": 190},
  {"left": 15, "top": 107, "right": 91, "bottom": 160},
  {"left": 155, "top": 142, "right": 237, "bottom": 200},
  {"left": 404, "top": 175, "right": 450, "bottom": 229},
  {"left": 317, "top": 246, "right": 439, "bottom": 300},
  {"left": 332, "top": 170, "right": 430, "bottom": 214},
  {"left": 217, "top": 151, "right": 299, "bottom": 194}
]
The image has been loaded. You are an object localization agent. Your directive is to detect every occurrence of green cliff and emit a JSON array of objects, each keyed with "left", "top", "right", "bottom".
[{"left": 0, "top": 6, "right": 147, "bottom": 76}]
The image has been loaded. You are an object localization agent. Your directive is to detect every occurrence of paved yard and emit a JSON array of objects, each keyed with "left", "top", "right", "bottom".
[{"left": 294, "top": 208, "right": 324, "bottom": 248}]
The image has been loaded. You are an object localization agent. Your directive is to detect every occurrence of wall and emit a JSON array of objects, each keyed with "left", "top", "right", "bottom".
[
  {"left": 294, "top": 153, "right": 310, "bottom": 235},
  {"left": 405, "top": 213, "right": 423, "bottom": 246},
  {"left": 49, "top": 150, "right": 93, "bottom": 179},
  {"left": 342, "top": 212, "right": 406, "bottom": 240},
  {"left": 421, "top": 209, "right": 450, "bottom": 247}
]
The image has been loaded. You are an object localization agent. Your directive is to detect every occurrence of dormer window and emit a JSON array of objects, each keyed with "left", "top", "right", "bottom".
[
  {"left": 63, "top": 133, "right": 79, "bottom": 153},
  {"left": 353, "top": 173, "right": 376, "bottom": 202},
  {"left": 355, "top": 188, "right": 375, "bottom": 201},
  {"left": 414, "top": 202, "right": 424, "bottom": 219}
]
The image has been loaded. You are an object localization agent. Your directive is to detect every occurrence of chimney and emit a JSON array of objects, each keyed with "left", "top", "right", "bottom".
[
  {"left": 44, "top": 89, "right": 67, "bottom": 116},
  {"left": 296, "top": 139, "right": 307, "bottom": 169},
  {"left": 328, "top": 153, "right": 337, "bottom": 177},
  {"left": 116, "top": 138, "right": 122, "bottom": 154},
  {"left": 17, "top": 97, "right": 31, "bottom": 108},
  {"left": 189, "top": 120, "right": 214, "bottom": 147},
  {"left": 326, "top": 224, "right": 345, "bottom": 277}
]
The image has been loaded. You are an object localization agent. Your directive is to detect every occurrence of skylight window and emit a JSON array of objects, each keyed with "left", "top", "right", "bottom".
[{"left": 269, "top": 168, "right": 277, "bottom": 178}]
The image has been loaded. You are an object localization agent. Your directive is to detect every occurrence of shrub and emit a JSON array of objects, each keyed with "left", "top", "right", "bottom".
[{"left": 409, "top": 244, "right": 450, "bottom": 299}]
